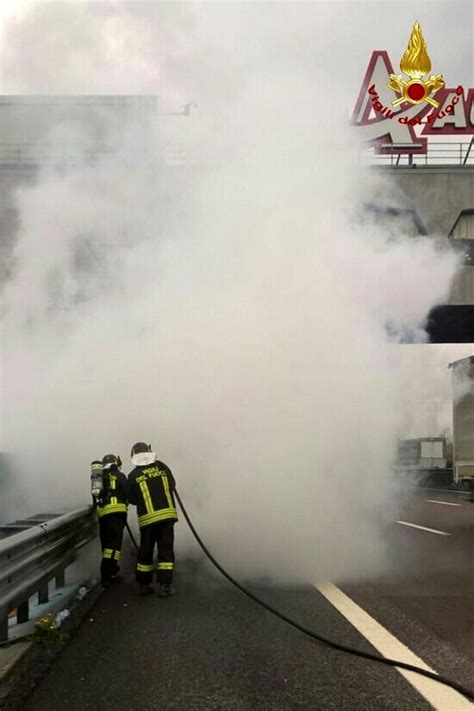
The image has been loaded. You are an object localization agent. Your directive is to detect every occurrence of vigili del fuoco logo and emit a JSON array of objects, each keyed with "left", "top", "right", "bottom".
[
  {"left": 368, "top": 21, "right": 463, "bottom": 126},
  {"left": 352, "top": 21, "right": 472, "bottom": 151},
  {"left": 388, "top": 22, "right": 444, "bottom": 108}
]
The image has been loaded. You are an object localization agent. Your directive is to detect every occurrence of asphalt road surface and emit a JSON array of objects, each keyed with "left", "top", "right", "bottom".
[{"left": 24, "top": 489, "right": 473, "bottom": 710}]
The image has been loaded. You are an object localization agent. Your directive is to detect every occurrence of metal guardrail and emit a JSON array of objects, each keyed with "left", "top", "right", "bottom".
[
  {"left": 2, "top": 139, "right": 472, "bottom": 169},
  {"left": 0, "top": 507, "right": 97, "bottom": 642},
  {"left": 0, "top": 143, "right": 116, "bottom": 166},
  {"left": 363, "top": 139, "right": 474, "bottom": 167},
  {"left": 0, "top": 513, "right": 61, "bottom": 540},
  {"left": 0, "top": 142, "right": 205, "bottom": 168}
]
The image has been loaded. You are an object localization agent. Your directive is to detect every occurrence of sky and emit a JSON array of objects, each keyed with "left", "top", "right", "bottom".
[
  {"left": 0, "top": 2, "right": 472, "bottom": 101},
  {"left": 0, "top": 1, "right": 472, "bottom": 583}
]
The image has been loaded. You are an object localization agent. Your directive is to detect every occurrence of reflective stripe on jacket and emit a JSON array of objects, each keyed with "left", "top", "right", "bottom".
[
  {"left": 127, "top": 461, "right": 177, "bottom": 528},
  {"left": 97, "top": 470, "right": 128, "bottom": 519}
]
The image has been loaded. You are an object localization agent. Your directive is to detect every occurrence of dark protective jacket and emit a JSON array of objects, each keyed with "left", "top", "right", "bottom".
[
  {"left": 127, "top": 460, "right": 177, "bottom": 528},
  {"left": 96, "top": 468, "right": 128, "bottom": 519}
]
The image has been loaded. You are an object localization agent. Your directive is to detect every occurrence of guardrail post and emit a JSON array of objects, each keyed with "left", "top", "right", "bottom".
[
  {"left": 56, "top": 569, "right": 65, "bottom": 589},
  {"left": 0, "top": 610, "right": 8, "bottom": 643},
  {"left": 17, "top": 600, "right": 29, "bottom": 624},
  {"left": 38, "top": 582, "right": 49, "bottom": 605},
  {"left": 0, "top": 507, "right": 96, "bottom": 639}
]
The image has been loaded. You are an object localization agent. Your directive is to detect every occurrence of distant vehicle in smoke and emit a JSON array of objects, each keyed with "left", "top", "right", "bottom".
[
  {"left": 397, "top": 437, "right": 448, "bottom": 469},
  {"left": 395, "top": 437, "right": 453, "bottom": 488}
]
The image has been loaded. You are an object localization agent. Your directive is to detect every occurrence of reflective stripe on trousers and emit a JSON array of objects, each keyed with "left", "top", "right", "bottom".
[{"left": 137, "top": 562, "right": 154, "bottom": 573}]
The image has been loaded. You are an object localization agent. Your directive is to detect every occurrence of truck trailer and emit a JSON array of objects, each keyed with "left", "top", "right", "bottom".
[{"left": 449, "top": 356, "right": 474, "bottom": 488}]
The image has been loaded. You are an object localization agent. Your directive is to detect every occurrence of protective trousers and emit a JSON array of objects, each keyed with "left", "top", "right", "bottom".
[
  {"left": 136, "top": 520, "right": 175, "bottom": 585},
  {"left": 99, "top": 512, "right": 127, "bottom": 583}
]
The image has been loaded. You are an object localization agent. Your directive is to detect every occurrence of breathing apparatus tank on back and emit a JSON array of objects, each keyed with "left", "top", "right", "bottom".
[{"left": 91, "top": 460, "right": 104, "bottom": 500}]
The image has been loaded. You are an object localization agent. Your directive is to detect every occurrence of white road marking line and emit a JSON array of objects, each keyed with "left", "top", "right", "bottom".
[
  {"left": 425, "top": 499, "right": 461, "bottom": 507},
  {"left": 396, "top": 521, "right": 451, "bottom": 536},
  {"left": 316, "top": 581, "right": 472, "bottom": 710}
]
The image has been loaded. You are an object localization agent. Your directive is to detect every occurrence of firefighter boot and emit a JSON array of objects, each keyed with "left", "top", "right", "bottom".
[{"left": 158, "top": 583, "right": 175, "bottom": 597}]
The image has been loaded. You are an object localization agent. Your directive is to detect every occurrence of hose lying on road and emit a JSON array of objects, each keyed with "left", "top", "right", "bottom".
[{"left": 171, "top": 488, "right": 474, "bottom": 703}]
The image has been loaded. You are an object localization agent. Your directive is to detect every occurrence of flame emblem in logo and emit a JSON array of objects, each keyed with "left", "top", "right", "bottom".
[{"left": 388, "top": 22, "right": 445, "bottom": 107}]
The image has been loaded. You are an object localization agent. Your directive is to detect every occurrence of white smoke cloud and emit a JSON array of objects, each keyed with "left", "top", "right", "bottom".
[{"left": 0, "top": 1, "right": 469, "bottom": 582}]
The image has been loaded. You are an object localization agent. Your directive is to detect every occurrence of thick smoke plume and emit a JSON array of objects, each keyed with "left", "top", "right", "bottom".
[{"left": 0, "top": 2, "right": 468, "bottom": 582}]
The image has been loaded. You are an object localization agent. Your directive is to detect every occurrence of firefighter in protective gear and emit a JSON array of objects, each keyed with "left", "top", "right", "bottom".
[
  {"left": 94, "top": 454, "right": 128, "bottom": 586},
  {"left": 127, "top": 442, "right": 178, "bottom": 596}
]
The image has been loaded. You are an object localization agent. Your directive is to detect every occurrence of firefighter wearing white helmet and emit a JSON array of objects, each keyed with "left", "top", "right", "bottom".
[{"left": 127, "top": 442, "right": 178, "bottom": 596}]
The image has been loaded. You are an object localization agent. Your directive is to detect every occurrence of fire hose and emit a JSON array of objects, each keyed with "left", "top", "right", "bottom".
[{"left": 125, "top": 489, "right": 474, "bottom": 703}]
